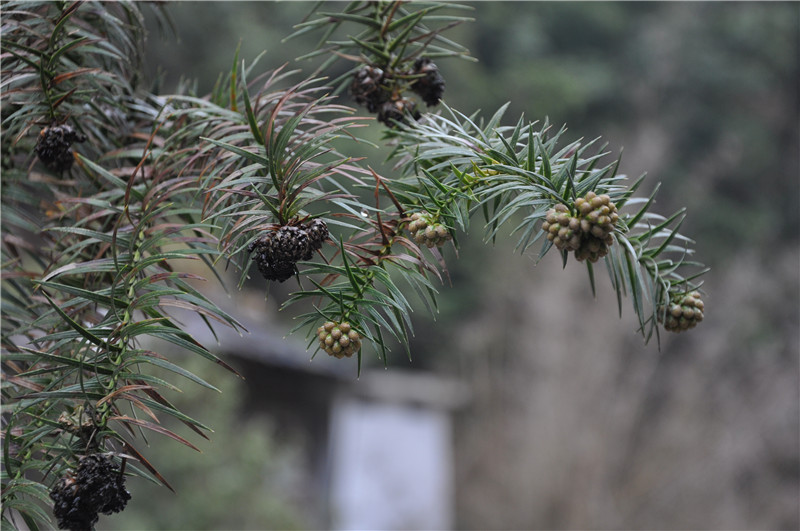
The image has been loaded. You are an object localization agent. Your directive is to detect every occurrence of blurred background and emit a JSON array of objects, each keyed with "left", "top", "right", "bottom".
[{"left": 108, "top": 2, "right": 798, "bottom": 530}]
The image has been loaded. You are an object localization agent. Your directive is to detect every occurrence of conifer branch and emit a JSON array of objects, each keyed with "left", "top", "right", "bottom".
[{"left": 2, "top": 2, "right": 710, "bottom": 529}]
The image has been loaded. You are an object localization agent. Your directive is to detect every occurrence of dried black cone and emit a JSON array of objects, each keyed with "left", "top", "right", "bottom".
[
  {"left": 351, "top": 65, "right": 388, "bottom": 113},
  {"left": 305, "top": 218, "right": 330, "bottom": 258},
  {"left": 272, "top": 225, "right": 312, "bottom": 263},
  {"left": 50, "top": 454, "right": 130, "bottom": 531},
  {"left": 247, "top": 229, "right": 297, "bottom": 283},
  {"left": 35, "top": 124, "right": 86, "bottom": 173},
  {"left": 377, "top": 97, "right": 420, "bottom": 127},
  {"left": 248, "top": 219, "right": 329, "bottom": 282},
  {"left": 410, "top": 57, "right": 445, "bottom": 107}
]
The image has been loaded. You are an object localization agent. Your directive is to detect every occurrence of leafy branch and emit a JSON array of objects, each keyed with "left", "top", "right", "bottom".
[
  {"left": 2, "top": 3, "right": 245, "bottom": 529},
  {"left": 287, "top": 0, "right": 473, "bottom": 89},
  {"left": 384, "top": 103, "right": 709, "bottom": 342},
  {"left": 184, "top": 56, "right": 444, "bottom": 370},
  {"left": 2, "top": 1, "right": 709, "bottom": 530}
]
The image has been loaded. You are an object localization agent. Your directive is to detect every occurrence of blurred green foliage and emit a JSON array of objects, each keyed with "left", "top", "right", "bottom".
[{"left": 105, "top": 354, "right": 308, "bottom": 530}]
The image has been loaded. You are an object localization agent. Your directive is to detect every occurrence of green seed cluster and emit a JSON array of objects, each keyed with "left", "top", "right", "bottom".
[
  {"left": 543, "top": 203, "right": 582, "bottom": 251},
  {"left": 542, "top": 191, "right": 619, "bottom": 263},
  {"left": 317, "top": 321, "right": 362, "bottom": 359},
  {"left": 661, "top": 291, "right": 705, "bottom": 332},
  {"left": 408, "top": 211, "right": 452, "bottom": 248}
]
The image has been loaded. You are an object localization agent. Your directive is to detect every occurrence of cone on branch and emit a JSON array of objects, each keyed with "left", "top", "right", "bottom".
[
  {"left": 660, "top": 290, "right": 705, "bottom": 332},
  {"left": 350, "top": 65, "right": 388, "bottom": 113},
  {"left": 351, "top": 57, "right": 444, "bottom": 126},
  {"left": 542, "top": 203, "right": 582, "bottom": 252},
  {"left": 377, "top": 97, "right": 420, "bottom": 127},
  {"left": 35, "top": 123, "right": 86, "bottom": 173},
  {"left": 409, "top": 57, "right": 445, "bottom": 106},
  {"left": 50, "top": 454, "right": 130, "bottom": 531},
  {"left": 317, "top": 321, "right": 362, "bottom": 358},
  {"left": 247, "top": 219, "right": 329, "bottom": 282},
  {"left": 407, "top": 211, "right": 452, "bottom": 248},
  {"left": 542, "top": 191, "right": 619, "bottom": 263}
]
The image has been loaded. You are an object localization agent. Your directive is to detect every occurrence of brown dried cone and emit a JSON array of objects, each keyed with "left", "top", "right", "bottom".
[
  {"left": 377, "top": 97, "right": 420, "bottom": 127},
  {"left": 407, "top": 211, "right": 452, "bottom": 248},
  {"left": 410, "top": 57, "right": 445, "bottom": 106},
  {"left": 351, "top": 65, "right": 388, "bottom": 113},
  {"left": 50, "top": 454, "right": 131, "bottom": 531},
  {"left": 50, "top": 474, "right": 90, "bottom": 531},
  {"left": 35, "top": 123, "right": 86, "bottom": 173},
  {"left": 304, "top": 218, "right": 329, "bottom": 258},
  {"left": 273, "top": 225, "right": 312, "bottom": 262},
  {"left": 247, "top": 226, "right": 304, "bottom": 282},
  {"left": 317, "top": 321, "right": 362, "bottom": 359},
  {"left": 660, "top": 290, "right": 705, "bottom": 332},
  {"left": 247, "top": 220, "right": 329, "bottom": 282}
]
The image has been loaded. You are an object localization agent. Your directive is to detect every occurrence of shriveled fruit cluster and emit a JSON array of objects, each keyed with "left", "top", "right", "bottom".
[
  {"left": 35, "top": 123, "right": 86, "bottom": 173},
  {"left": 50, "top": 454, "right": 130, "bottom": 531},
  {"left": 317, "top": 321, "right": 362, "bottom": 359},
  {"left": 660, "top": 290, "right": 705, "bottom": 332},
  {"left": 247, "top": 219, "right": 328, "bottom": 282},
  {"left": 542, "top": 191, "right": 619, "bottom": 263},
  {"left": 351, "top": 65, "right": 387, "bottom": 113},
  {"left": 350, "top": 56, "right": 444, "bottom": 127},
  {"left": 351, "top": 64, "right": 417, "bottom": 126},
  {"left": 377, "top": 97, "right": 421, "bottom": 127},
  {"left": 409, "top": 57, "right": 445, "bottom": 106},
  {"left": 408, "top": 211, "right": 452, "bottom": 248}
]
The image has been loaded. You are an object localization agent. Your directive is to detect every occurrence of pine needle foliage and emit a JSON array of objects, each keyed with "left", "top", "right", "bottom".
[
  {"left": 1, "top": 3, "right": 243, "bottom": 529},
  {"left": 384, "top": 105, "right": 708, "bottom": 343},
  {"left": 2, "top": 1, "right": 708, "bottom": 529},
  {"left": 286, "top": 0, "right": 473, "bottom": 91}
]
